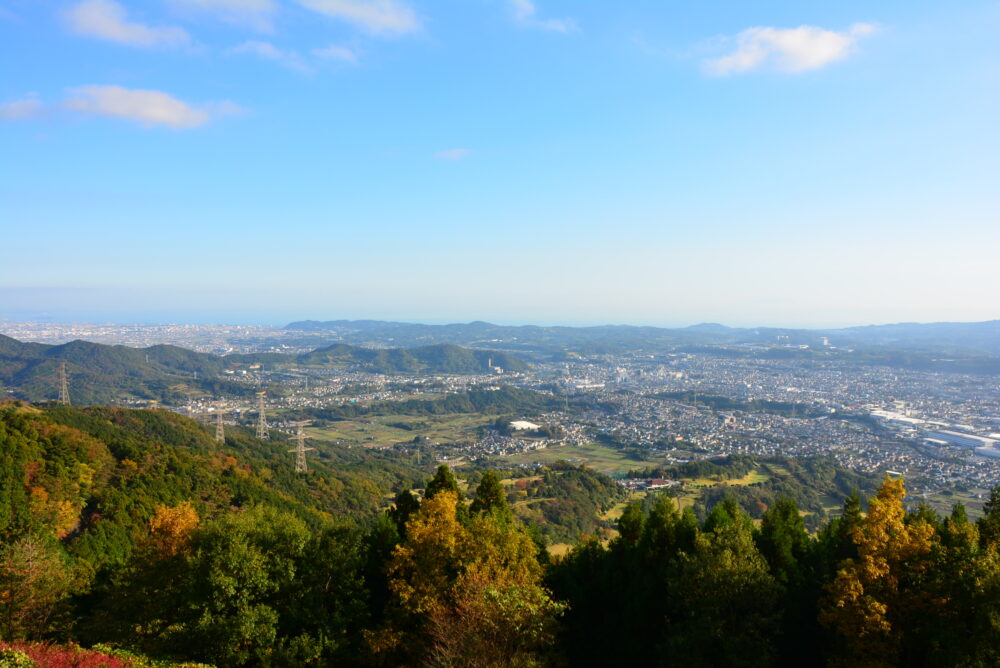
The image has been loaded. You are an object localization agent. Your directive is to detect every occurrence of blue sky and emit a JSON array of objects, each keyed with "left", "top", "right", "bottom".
[{"left": 2, "top": 0, "right": 998, "bottom": 327}]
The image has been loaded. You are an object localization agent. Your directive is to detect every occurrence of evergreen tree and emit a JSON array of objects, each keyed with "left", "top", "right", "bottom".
[
  {"left": 469, "top": 470, "right": 510, "bottom": 518},
  {"left": 978, "top": 485, "right": 1000, "bottom": 549},
  {"left": 757, "top": 496, "right": 809, "bottom": 587},
  {"left": 616, "top": 501, "right": 645, "bottom": 548},
  {"left": 425, "top": 464, "right": 462, "bottom": 501},
  {"left": 388, "top": 489, "right": 420, "bottom": 539}
]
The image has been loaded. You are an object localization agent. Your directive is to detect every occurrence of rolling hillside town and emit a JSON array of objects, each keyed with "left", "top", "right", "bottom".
[{"left": 3, "top": 320, "right": 998, "bottom": 503}]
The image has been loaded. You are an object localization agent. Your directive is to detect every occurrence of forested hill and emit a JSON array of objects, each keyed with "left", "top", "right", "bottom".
[
  {"left": 0, "top": 401, "right": 423, "bottom": 573},
  {"left": 295, "top": 342, "right": 528, "bottom": 373},
  {"left": 285, "top": 318, "right": 1000, "bottom": 356},
  {"left": 0, "top": 334, "right": 241, "bottom": 405},
  {"left": 6, "top": 399, "right": 1000, "bottom": 666},
  {"left": 0, "top": 334, "right": 529, "bottom": 404}
]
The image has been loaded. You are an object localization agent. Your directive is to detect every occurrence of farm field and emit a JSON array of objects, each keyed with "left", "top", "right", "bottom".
[
  {"left": 923, "top": 487, "right": 989, "bottom": 518},
  {"left": 304, "top": 412, "right": 492, "bottom": 448},
  {"left": 497, "top": 441, "right": 676, "bottom": 475}
]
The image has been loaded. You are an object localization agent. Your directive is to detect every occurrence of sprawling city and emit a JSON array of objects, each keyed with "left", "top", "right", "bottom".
[{"left": 3, "top": 318, "right": 998, "bottom": 518}]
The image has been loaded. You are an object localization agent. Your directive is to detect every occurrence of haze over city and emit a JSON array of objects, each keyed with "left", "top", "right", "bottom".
[{"left": 3, "top": 0, "right": 999, "bottom": 326}]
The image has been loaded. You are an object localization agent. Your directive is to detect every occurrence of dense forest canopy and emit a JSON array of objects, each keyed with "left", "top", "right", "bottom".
[{"left": 4, "top": 400, "right": 1000, "bottom": 666}]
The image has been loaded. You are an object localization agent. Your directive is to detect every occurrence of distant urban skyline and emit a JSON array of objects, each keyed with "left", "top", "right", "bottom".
[{"left": 2, "top": 1, "right": 998, "bottom": 326}]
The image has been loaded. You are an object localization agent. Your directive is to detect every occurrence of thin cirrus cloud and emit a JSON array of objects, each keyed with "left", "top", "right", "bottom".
[
  {"left": 62, "top": 85, "right": 243, "bottom": 129},
  {"left": 63, "top": 0, "right": 190, "bottom": 47},
  {"left": 706, "top": 23, "right": 877, "bottom": 75},
  {"left": 166, "top": 0, "right": 277, "bottom": 32},
  {"left": 230, "top": 40, "right": 310, "bottom": 70},
  {"left": 511, "top": 0, "right": 576, "bottom": 33},
  {"left": 297, "top": 0, "right": 420, "bottom": 36},
  {"left": 312, "top": 44, "right": 358, "bottom": 63},
  {"left": 0, "top": 97, "right": 44, "bottom": 120}
]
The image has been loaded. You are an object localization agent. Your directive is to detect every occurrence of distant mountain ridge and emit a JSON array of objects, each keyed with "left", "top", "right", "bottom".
[
  {"left": 286, "top": 318, "right": 1000, "bottom": 355},
  {"left": 0, "top": 334, "right": 529, "bottom": 404}
]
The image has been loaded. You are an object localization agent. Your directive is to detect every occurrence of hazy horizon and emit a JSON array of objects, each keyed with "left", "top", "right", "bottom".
[{"left": 1, "top": 302, "right": 996, "bottom": 333}]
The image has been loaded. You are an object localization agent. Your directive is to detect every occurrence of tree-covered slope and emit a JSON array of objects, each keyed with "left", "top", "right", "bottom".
[
  {"left": 296, "top": 342, "right": 528, "bottom": 373},
  {"left": 0, "top": 401, "right": 423, "bottom": 573},
  {"left": 509, "top": 464, "right": 627, "bottom": 544},
  {"left": 0, "top": 335, "right": 531, "bottom": 404},
  {"left": 0, "top": 336, "right": 244, "bottom": 405}
]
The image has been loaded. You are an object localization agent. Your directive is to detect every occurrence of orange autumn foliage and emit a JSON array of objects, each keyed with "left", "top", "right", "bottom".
[{"left": 148, "top": 502, "right": 199, "bottom": 558}]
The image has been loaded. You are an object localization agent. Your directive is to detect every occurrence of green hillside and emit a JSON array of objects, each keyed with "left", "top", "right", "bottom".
[
  {"left": 0, "top": 335, "right": 244, "bottom": 405},
  {"left": 296, "top": 342, "right": 528, "bottom": 373},
  {"left": 5, "top": 400, "right": 1000, "bottom": 666},
  {"left": 0, "top": 401, "right": 423, "bottom": 573},
  {"left": 0, "top": 335, "right": 530, "bottom": 404}
]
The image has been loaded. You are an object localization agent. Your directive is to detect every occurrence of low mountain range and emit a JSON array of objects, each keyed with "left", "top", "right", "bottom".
[
  {"left": 286, "top": 318, "right": 1000, "bottom": 356},
  {"left": 0, "top": 334, "right": 529, "bottom": 405}
]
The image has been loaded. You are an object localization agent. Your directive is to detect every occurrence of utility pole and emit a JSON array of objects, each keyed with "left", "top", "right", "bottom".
[
  {"left": 256, "top": 391, "right": 269, "bottom": 440},
  {"left": 58, "top": 361, "right": 70, "bottom": 405},
  {"left": 288, "top": 421, "right": 314, "bottom": 473}
]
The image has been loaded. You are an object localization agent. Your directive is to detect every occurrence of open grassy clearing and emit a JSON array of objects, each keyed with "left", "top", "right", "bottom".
[
  {"left": 922, "top": 488, "right": 989, "bottom": 519},
  {"left": 763, "top": 462, "right": 793, "bottom": 476},
  {"left": 497, "top": 441, "right": 671, "bottom": 475},
  {"left": 304, "top": 412, "right": 493, "bottom": 448},
  {"left": 684, "top": 468, "right": 771, "bottom": 487},
  {"left": 600, "top": 492, "right": 646, "bottom": 522}
]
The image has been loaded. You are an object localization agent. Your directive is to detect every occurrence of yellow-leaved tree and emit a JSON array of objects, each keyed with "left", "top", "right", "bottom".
[
  {"left": 820, "top": 476, "right": 938, "bottom": 667},
  {"left": 381, "top": 490, "right": 563, "bottom": 667},
  {"left": 148, "top": 501, "right": 199, "bottom": 558}
]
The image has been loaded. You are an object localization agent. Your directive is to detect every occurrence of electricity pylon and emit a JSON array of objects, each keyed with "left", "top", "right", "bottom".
[
  {"left": 215, "top": 407, "right": 225, "bottom": 443},
  {"left": 256, "top": 391, "right": 269, "bottom": 440},
  {"left": 58, "top": 361, "right": 70, "bottom": 405},
  {"left": 288, "top": 421, "right": 314, "bottom": 473}
]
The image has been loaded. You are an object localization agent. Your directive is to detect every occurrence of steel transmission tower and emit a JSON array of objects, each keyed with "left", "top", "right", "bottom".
[
  {"left": 256, "top": 391, "right": 269, "bottom": 440},
  {"left": 58, "top": 362, "right": 70, "bottom": 405},
  {"left": 288, "top": 421, "right": 314, "bottom": 473},
  {"left": 215, "top": 408, "right": 225, "bottom": 443}
]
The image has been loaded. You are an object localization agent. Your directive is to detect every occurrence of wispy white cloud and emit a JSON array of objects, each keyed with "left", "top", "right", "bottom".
[
  {"left": 312, "top": 44, "right": 358, "bottom": 64},
  {"left": 62, "top": 85, "right": 242, "bottom": 128},
  {"left": 297, "top": 0, "right": 419, "bottom": 36},
  {"left": 231, "top": 40, "right": 310, "bottom": 70},
  {"left": 435, "top": 148, "right": 470, "bottom": 160},
  {"left": 63, "top": 0, "right": 190, "bottom": 47},
  {"left": 0, "top": 97, "right": 43, "bottom": 120},
  {"left": 511, "top": 0, "right": 576, "bottom": 33},
  {"left": 706, "top": 23, "right": 877, "bottom": 75},
  {"left": 167, "top": 0, "right": 277, "bottom": 32}
]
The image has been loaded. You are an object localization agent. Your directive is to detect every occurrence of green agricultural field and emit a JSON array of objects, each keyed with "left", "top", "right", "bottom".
[
  {"left": 921, "top": 487, "right": 989, "bottom": 519},
  {"left": 497, "top": 441, "right": 672, "bottom": 475},
  {"left": 304, "top": 412, "right": 492, "bottom": 448},
  {"left": 683, "top": 468, "right": 771, "bottom": 488}
]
